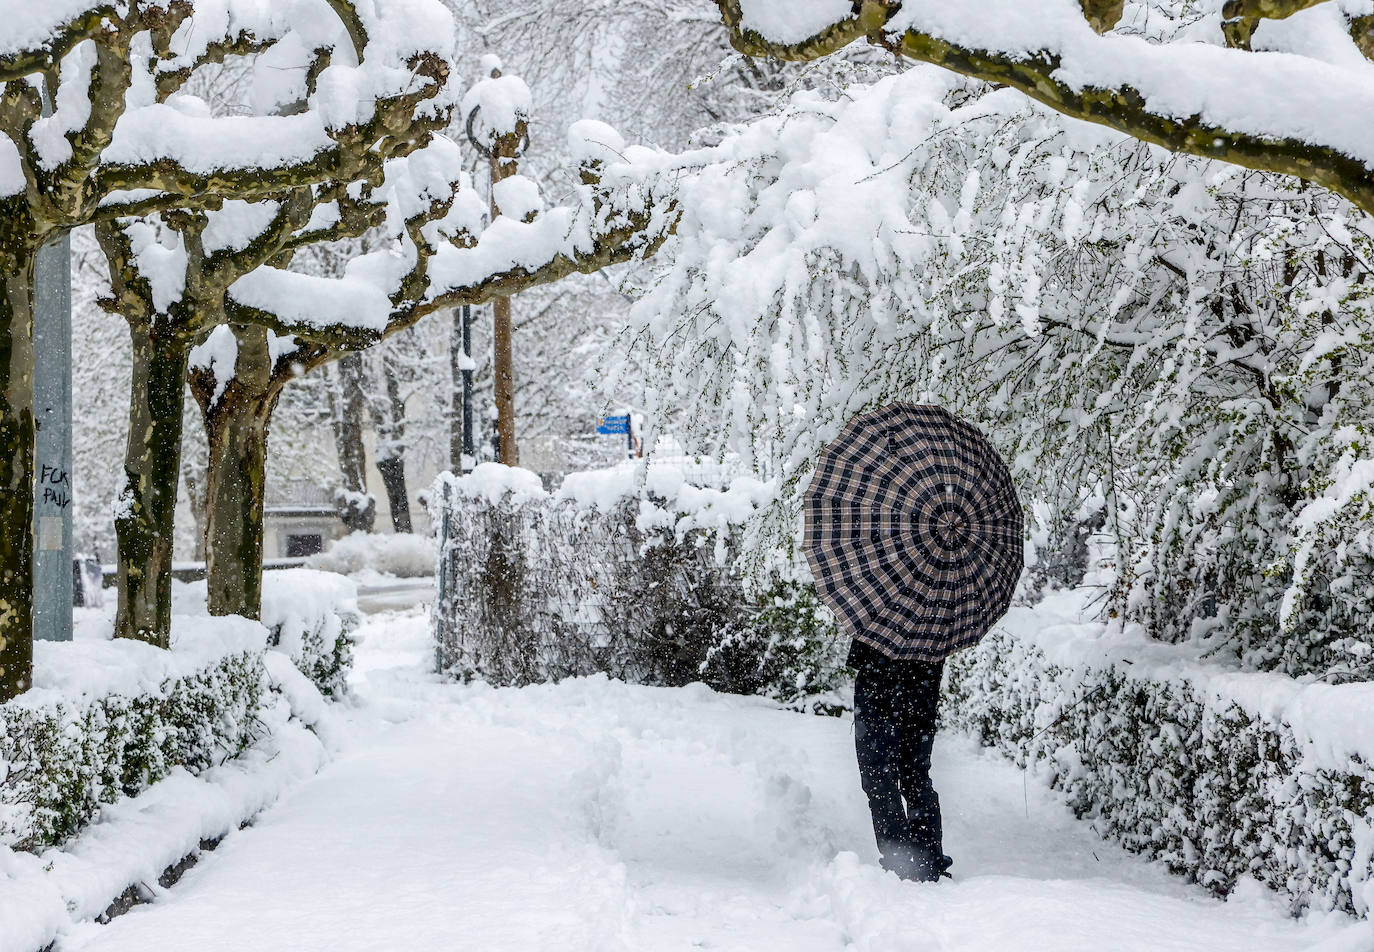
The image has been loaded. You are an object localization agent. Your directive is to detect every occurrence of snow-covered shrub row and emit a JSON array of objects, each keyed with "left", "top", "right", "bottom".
[
  {"left": 0, "top": 617, "right": 266, "bottom": 852},
  {"left": 306, "top": 532, "right": 438, "bottom": 580},
  {"left": 943, "top": 593, "right": 1374, "bottom": 917},
  {"left": 624, "top": 58, "right": 1374, "bottom": 680},
  {"left": 260, "top": 571, "right": 360, "bottom": 699},
  {"left": 430, "top": 464, "right": 847, "bottom": 709},
  {"left": 174, "top": 570, "right": 359, "bottom": 699}
]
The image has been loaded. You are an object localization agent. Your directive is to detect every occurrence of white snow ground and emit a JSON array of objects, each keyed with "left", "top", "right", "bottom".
[{"left": 57, "top": 604, "right": 1370, "bottom": 952}]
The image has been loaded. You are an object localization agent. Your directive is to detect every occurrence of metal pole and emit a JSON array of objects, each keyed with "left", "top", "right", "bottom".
[
  {"left": 33, "top": 80, "right": 73, "bottom": 640},
  {"left": 461, "top": 304, "right": 474, "bottom": 470},
  {"left": 33, "top": 231, "right": 73, "bottom": 639}
]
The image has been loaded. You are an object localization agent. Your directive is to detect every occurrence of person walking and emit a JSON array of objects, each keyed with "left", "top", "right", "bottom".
[
  {"left": 802, "top": 403, "right": 1023, "bottom": 883},
  {"left": 849, "top": 639, "right": 950, "bottom": 881}
]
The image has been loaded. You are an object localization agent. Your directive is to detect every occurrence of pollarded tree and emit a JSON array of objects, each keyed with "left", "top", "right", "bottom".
[
  {"left": 0, "top": 0, "right": 457, "bottom": 699},
  {"left": 103, "top": 116, "right": 673, "bottom": 625}
]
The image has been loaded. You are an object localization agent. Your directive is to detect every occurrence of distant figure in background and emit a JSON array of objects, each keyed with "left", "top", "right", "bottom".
[{"left": 802, "top": 403, "right": 1024, "bottom": 883}]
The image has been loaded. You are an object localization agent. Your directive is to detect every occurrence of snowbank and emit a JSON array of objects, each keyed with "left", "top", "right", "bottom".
[
  {"left": 306, "top": 531, "right": 437, "bottom": 579},
  {"left": 945, "top": 588, "right": 1374, "bottom": 917}
]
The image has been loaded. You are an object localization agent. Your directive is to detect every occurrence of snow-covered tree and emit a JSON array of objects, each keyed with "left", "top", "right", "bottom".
[
  {"left": 711, "top": 0, "right": 1374, "bottom": 214},
  {"left": 0, "top": 0, "right": 466, "bottom": 698},
  {"left": 631, "top": 57, "right": 1374, "bottom": 678},
  {"left": 99, "top": 106, "right": 672, "bottom": 633}
]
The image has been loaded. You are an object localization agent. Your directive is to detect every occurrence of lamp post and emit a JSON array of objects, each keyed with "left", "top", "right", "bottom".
[{"left": 450, "top": 304, "right": 476, "bottom": 473}]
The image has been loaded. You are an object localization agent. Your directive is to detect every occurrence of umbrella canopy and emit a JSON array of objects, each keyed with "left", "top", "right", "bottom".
[{"left": 803, "top": 403, "right": 1023, "bottom": 662}]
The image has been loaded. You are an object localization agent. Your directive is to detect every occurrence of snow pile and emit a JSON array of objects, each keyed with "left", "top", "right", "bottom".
[
  {"left": 307, "top": 532, "right": 438, "bottom": 580},
  {"left": 430, "top": 466, "right": 844, "bottom": 708},
  {"left": 944, "top": 588, "right": 1374, "bottom": 917},
  {"left": 1, "top": 615, "right": 268, "bottom": 852}
]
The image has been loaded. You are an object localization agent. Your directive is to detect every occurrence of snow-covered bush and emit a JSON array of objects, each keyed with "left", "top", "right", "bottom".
[
  {"left": 173, "top": 570, "right": 359, "bottom": 699},
  {"left": 260, "top": 571, "right": 360, "bottom": 699},
  {"left": 699, "top": 578, "right": 849, "bottom": 714},
  {"left": 306, "top": 532, "right": 438, "bottom": 580},
  {"left": 944, "top": 593, "right": 1374, "bottom": 917},
  {"left": 0, "top": 618, "right": 266, "bottom": 851},
  {"left": 431, "top": 464, "right": 847, "bottom": 706}
]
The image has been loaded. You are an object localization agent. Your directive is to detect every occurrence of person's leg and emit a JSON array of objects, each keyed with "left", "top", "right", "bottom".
[
  {"left": 852, "top": 661, "right": 909, "bottom": 871},
  {"left": 895, "top": 659, "right": 950, "bottom": 881}
]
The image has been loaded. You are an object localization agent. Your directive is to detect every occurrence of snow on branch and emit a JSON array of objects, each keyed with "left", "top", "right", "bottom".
[
  {"left": 220, "top": 145, "right": 676, "bottom": 356},
  {"left": 0, "top": 0, "right": 457, "bottom": 235},
  {"left": 715, "top": 0, "right": 1374, "bottom": 216}
]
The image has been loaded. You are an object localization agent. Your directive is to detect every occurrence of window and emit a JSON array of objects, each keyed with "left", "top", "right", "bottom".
[{"left": 286, "top": 533, "right": 324, "bottom": 558}]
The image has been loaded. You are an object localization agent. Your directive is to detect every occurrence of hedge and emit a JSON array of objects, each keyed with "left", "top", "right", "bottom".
[
  {"left": 430, "top": 463, "right": 849, "bottom": 710},
  {"left": 1, "top": 617, "right": 265, "bottom": 852},
  {"left": 944, "top": 599, "right": 1374, "bottom": 917}
]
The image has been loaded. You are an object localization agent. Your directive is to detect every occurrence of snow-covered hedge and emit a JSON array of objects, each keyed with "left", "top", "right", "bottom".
[
  {"left": 0, "top": 617, "right": 266, "bottom": 852},
  {"left": 175, "top": 569, "right": 359, "bottom": 698},
  {"left": 260, "top": 570, "right": 360, "bottom": 698},
  {"left": 944, "top": 591, "right": 1374, "bottom": 917},
  {"left": 2, "top": 569, "right": 358, "bottom": 858},
  {"left": 306, "top": 531, "right": 437, "bottom": 579},
  {"left": 430, "top": 463, "right": 847, "bottom": 708}
]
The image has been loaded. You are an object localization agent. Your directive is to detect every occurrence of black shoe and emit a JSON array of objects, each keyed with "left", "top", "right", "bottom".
[{"left": 880, "top": 845, "right": 952, "bottom": 883}]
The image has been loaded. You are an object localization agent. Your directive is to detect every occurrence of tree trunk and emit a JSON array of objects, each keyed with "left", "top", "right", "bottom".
[
  {"left": 490, "top": 150, "right": 520, "bottom": 466},
  {"left": 0, "top": 249, "right": 36, "bottom": 700},
  {"left": 204, "top": 386, "right": 278, "bottom": 619},
  {"left": 377, "top": 456, "right": 412, "bottom": 533},
  {"left": 114, "top": 325, "right": 189, "bottom": 646},
  {"left": 374, "top": 359, "right": 411, "bottom": 532},
  {"left": 331, "top": 351, "right": 374, "bottom": 532},
  {"left": 199, "top": 328, "right": 282, "bottom": 620},
  {"left": 492, "top": 295, "right": 517, "bottom": 465}
]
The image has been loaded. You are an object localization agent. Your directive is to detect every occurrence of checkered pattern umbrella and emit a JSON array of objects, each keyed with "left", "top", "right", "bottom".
[{"left": 803, "top": 403, "right": 1023, "bottom": 662}]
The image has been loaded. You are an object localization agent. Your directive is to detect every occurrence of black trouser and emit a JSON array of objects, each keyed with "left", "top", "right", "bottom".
[{"left": 852, "top": 646, "right": 948, "bottom": 880}]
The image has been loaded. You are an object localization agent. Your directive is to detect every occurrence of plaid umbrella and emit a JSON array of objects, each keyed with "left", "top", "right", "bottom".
[{"left": 803, "top": 403, "right": 1023, "bottom": 662}]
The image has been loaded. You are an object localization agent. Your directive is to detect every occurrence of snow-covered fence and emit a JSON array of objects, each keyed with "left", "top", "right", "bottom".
[
  {"left": 944, "top": 592, "right": 1374, "bottom": 918},
  {"left": 430, "top": 464, "right": 847, "bottom": 705}
]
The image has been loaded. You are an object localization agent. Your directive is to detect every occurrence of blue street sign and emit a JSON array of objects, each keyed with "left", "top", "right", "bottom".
[{"left": 596, "top": 414, "right": 630, "bottom": 435}]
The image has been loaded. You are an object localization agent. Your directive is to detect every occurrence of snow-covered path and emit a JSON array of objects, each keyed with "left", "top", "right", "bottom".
[{"left": 60, "top": 608, "right": 1365, "bottom": 952}]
